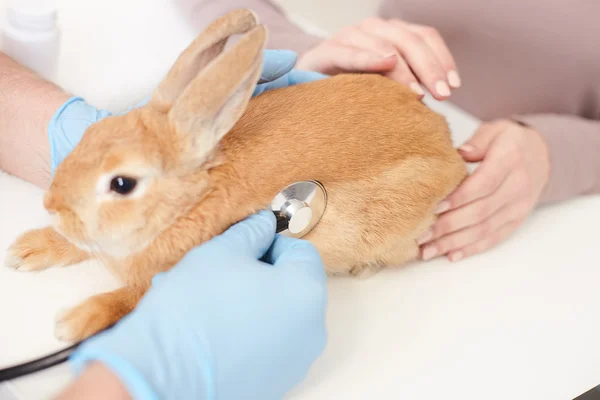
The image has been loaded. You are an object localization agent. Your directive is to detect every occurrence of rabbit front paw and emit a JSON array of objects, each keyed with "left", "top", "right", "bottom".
[
  {"left": 4, "top": 227, "right": 89, "bottom": 272},
  {"left": 55, "top": 303, "right": 107, "bottom": 342},
  {"left": 55, "top": 287, "right": 139, "bottom": 342}
]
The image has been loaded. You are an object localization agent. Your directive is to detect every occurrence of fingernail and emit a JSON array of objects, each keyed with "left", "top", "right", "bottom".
[
  {"left": 383, "top": 52, "right": 397, "bottom": 59},
  {"left": 409, "top": 82, "right": 425, "bottom": 95},
  {"left": 435, "top": 80, "right": 451, "bottom": 97},
  {"left": 434, "top": 201, "right": 450, "bottom": 214},
  {"left": 459, "top": 144, "right": 474, "bottom": 153},
  {"left": 422, "top": 246, "right": 437, "bottom": 261},
  {"left": 417, "top": 229, "right": 432, "bottom": 245},
  {"left": 447, "top": 70, "right": 461, "bottom": 88},
  {"left": 449, "top": 252, "right": 463, "bottom": 262}
]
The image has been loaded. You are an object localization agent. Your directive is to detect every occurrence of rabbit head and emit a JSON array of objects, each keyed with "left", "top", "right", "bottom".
[{"left": 43, "top": 9, "right": 267, "bottom": 259}]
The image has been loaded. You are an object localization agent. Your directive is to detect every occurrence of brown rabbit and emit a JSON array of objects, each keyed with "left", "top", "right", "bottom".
[{"left": 4, "top": 9, "right": 467, "bottom": 342}]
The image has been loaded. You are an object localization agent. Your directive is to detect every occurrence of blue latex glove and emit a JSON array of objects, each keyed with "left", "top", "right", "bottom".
[
  {"left": 69, "top": 210, "right": 328, "bottom": 400},
  {"left": 48, "top": 50, "right": 327, "bottom": 174}
]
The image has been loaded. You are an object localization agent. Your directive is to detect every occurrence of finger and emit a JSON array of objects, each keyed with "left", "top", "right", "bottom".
[
  {"left": 333, "top": 28, "right": 423, "bottom": 95},
  {"left": 264, "top": 235, "right": 326, "bottom": 280},
  {"left": 214, "top": 210, "right": 276, "bottom": 259},
  {"left": 405, "top": 23, "right": 460, "bottom": 88},
  {"left": 446, "top": 219, "right": 522, "bottom": 262},
  {"left": 458, "top": 122, "right": 505, "bottom": 162},
  {"left": 335, "top": 26, "right": 397, "bottom": 57},
  {"left": 383, "top": 55, "right": 424, "bottom": 96},
  {"left": 421, "top": 201, "right": 524, "bottom": 260},
  {"left": 253, "top": 70, "right": 328, "bottom": 97},
  {"left": 437, "top": 130, "right": 515, "bottom": 213},
  {"left": 297, "top": 42, "right": 398, "bottom": 75},
  {"left": 359, "top": 19, "right": 450, "bottom": 99},
  {"left": 257, "top": 50, "right": 298, "bottom": 84},
  {"left": 420, "top": 169, "right": 519, "bottom": 243}
]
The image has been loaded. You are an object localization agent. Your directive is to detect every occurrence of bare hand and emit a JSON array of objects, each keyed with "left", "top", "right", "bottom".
[
  {"left": 417, "top": 119, "right": 551, "bottom": 261},
  {"left": 296, "top": 17, "right": 460, "bottom": 100}
]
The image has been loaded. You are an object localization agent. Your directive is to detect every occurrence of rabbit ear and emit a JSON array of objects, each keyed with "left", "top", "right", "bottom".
[
  {"left": 168, "top": 23, "right": 267, "bottom": 168},
  {"left": 150, "top": 8, "right": 259, "bottom": 111}
]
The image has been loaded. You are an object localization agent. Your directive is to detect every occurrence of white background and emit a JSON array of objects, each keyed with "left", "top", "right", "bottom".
[{"left": 1, "top": 1, "right": 600, "bottom": 399}]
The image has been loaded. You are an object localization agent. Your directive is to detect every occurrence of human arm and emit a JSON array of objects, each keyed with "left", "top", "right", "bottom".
[
  {"left": 0, "top": 51, "right": 71, "bottom": 189},
  {"left": 54, "top": 210, "right": 328, "bottom": 400}
]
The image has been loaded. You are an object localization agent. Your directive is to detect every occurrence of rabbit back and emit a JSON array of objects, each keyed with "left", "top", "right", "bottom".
[{"left": 213, "top": 73, "right": 467, "bottom": 275}]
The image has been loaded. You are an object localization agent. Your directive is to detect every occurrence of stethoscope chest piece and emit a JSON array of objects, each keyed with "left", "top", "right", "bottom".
[{"left": 271, "top": 180, "right": 327, "bottom": 238}]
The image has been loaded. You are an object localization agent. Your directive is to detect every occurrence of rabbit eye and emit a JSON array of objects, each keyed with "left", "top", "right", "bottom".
[{"left": 110, "top": 176, "right": 137, "bottom": 195}]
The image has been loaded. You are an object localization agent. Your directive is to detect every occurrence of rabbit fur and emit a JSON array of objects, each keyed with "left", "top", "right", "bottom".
[{"left": 4, "top": 9, "right": 467, "bottom": 342}]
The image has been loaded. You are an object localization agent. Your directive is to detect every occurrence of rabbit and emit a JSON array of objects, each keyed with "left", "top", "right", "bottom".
[{"left": 4, "top": 8, "right": 468, "bottom": 342}]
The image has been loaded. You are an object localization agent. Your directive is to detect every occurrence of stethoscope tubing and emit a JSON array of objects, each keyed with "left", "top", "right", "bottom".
[{"left": 0, "top": 343, "right": 79, "bottom": 382}]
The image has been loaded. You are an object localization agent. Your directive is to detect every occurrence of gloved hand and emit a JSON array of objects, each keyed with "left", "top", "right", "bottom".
[
  {"left": 69, "top": 210, "right": 328, "bottom": 400},
  {"left": 48, "top": 50, "right": 327, "bottom": 174}
]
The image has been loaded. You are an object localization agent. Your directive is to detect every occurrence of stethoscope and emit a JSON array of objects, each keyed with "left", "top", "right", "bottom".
[{"left": 0, "top": 180, "right": 327, "bottom": 382}]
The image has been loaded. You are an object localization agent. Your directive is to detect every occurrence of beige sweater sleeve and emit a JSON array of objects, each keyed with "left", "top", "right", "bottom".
[
  {"left": 174, "top": 0, "right": 323, "bottom": 54},
  {"left": 514, "top": 114, "right": 600, "bottom": 206}
]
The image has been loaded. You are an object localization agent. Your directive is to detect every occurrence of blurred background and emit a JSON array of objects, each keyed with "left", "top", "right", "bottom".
[{"left": 275, "top": 0, "right": 383, "bottom": 34}]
